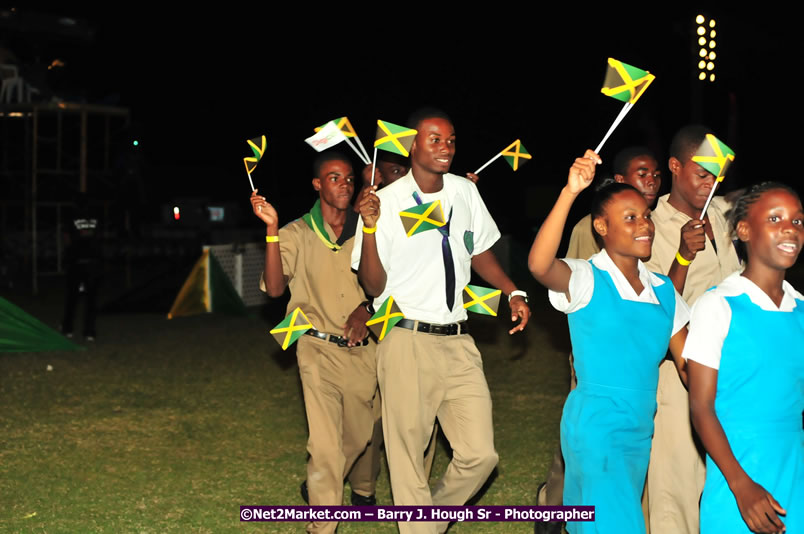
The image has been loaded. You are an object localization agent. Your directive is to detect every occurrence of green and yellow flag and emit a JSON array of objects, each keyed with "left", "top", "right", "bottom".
[
  {"left": 365, "top": 296, "right": 404, "bottom": 341},
  {"left": 692, "top": 133, "right": 735, "bottom": 181},
  {"left": 375, "top": 120, "right": 417, "bottom": 157},
  {"left": 244, "top": 135, "right": 267, "bottom": 174},
  {"left": 601, "top": 58, "right": 655, "bottom": 105},
  {"left": 399, "top": 200, "right": 446, "bottom": 237},
  {"left": 501, "top": 139, "right": 532, "bottom": 171},
  {"left": 463, "top": 285, "right": 502, "bottom": 316},
  {"left": 315, "top": 117, "right": 358, "bottom": 138},
  {"left": 270, "top": 307, "right": 313, "bottom": 350}
]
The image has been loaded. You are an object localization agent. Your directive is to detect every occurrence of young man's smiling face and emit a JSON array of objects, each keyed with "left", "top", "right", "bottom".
[{"left": 411, "top": 117, "right": 455, "bottom": 175}]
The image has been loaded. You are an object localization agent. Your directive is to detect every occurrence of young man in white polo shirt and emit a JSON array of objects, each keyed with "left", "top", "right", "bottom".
[{"left": 352, "top": 108, "right": 530, "bottom": 534}]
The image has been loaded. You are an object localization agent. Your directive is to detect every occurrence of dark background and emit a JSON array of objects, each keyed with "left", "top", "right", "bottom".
[{"left": 2, "top": 7, "right": 799, "bottom": 239}]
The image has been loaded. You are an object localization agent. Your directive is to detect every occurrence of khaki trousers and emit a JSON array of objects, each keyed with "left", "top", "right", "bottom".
[
  {"left": 297, "top": 336, "right": 377, "bottom": 534},
  {"left": 348, "top": 388, "right": 440, "bottom": 498},
  {"left": 347, "top": 387, "right": 383, "bottom": 497},
  {"left": 377, "top": 326, "right": 498, "bottom": 534},
  {"left": 646, "top": 359, "right": 706, "bottom": 534}
]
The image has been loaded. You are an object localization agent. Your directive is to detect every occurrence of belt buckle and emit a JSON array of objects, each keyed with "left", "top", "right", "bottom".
[{"left": 335, "top": 336, "right": 350, "bottom": 348}]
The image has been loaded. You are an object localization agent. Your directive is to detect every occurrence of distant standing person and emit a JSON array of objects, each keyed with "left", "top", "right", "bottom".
[{"left": 62, "top": 194, "right": 102, "bottom": 341}]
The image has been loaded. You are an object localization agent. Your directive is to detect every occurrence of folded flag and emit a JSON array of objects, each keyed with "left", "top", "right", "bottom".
[
  {"left": 365, "top": 296, "right": 404, "bottom": 341},
  {"left": 601, "top": 58, "right": 655, "bottom": 105},
  {"left": 375, "top": 120, "right": 417, "bottom": 157},
  {"left": 463, "top": 285, "right": 502, "bottom": 316},
  {"left": 315, "top": 116, "right": 358, "bottom": 138},
  {"left": 244, "top": 134, "right": 267, "bottom": 174},
  {"left": 399, "top": 200, "right": 446, "bottom": 237},
  {"left": 305, "top": 121, "right": 348, "bottom": 152},
  {"left": 692, "top": 133, "right": 735, "bottom": 180},
  {"left": 501, "top": 139, "right": 532, "bottom": 171},
  {"left": 270, "top": 307, "right": 313, "bottom": 350}
]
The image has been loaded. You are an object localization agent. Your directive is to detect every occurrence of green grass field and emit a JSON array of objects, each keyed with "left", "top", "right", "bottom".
[{"left": 0, "top": 279, "right": 572, "bottom": 534}]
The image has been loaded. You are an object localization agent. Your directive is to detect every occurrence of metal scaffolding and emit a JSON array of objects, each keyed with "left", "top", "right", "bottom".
[{"left": 0, "top": 101, "right": 130, "bottom": 293}]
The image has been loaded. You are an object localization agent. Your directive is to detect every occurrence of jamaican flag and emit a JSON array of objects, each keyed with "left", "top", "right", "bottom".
[
  {"left": 463, "top": 285, "right": 502, "bottom": 316},
  {"left": 270, "top": 307, "right": 313, "bottom": 350},
  {"left": 601, "top": 58, "right": 655, "bottom": 105},
  {"left": 692, "top": 133, "right": 735, "bottom": 180},
  {"left": 365, "top": 296, "right": 404, "bottom": 341},
  {"left": 375, "top": 120, "right": 417, "bottom": 157}
]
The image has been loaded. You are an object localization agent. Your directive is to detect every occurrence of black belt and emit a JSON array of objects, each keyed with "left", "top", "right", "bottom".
[
  {"left": 304, "top": 328, "right": 369, "bottom": 347},
  {"left": 395, "top": 319, "right": 469, "bottom": 336}
]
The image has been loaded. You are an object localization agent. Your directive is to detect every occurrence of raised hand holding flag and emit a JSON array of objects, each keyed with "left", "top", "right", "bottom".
[{"left": 243, "top": 135, "right": 267, "bottom": 191}]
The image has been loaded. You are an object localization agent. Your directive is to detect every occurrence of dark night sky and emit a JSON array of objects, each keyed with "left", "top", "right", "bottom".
[{"left": 5, "top": 7, "right": 800, "bottom": 233}]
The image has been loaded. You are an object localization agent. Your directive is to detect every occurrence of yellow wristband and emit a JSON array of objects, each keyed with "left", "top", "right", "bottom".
[
  {"left": 362, "top": 225, "right": 377, "bottom": 234},
  {"left": 265, "top": 235, "right": 279, "bottom": 243},
  {"left": 675, "top": 251, "right": 692, "bottom": 266}
]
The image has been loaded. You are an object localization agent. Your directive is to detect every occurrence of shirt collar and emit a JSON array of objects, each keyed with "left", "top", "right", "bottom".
[
  {"left": 590, "top": 248, "right": 664, "bottom": 299},
  {"left": 721, "top": 272, "right": 802, "bottom": 311}
]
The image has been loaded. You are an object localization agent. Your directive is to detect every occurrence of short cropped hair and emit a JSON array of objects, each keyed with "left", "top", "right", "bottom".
[
  {"left": 669, "top": 124, "right": 712, "bottom": 163},
  {"left": 312, "top": 151, "right": 351, "bottom": 177},
  {"left": 407, "top": 107, "right": 452, "bottom": 131},
  {"left": 612, "top": 146, "right": 657, "bottom": 176}
]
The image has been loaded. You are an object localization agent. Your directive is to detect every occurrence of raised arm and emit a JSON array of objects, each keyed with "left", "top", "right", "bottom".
[
  {"left": 250, "top": 189, "right": 288, "bottom": 297},
  {"left": 528, "top": 150, "right": 601, "bottom": 293},
  {"left": 356, "top": 185, "right": 387, "bottom": 297}
]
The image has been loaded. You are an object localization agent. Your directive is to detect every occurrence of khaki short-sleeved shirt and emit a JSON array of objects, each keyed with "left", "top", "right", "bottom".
[
  {"left": 566, "top": 213, "right": 601, "bottom": 260},
  {"left": 645, "top": 194, "right": 742, "bottom": 305},
  {"left": 261, "top": 218, "right": 365, "bottom": 335}
]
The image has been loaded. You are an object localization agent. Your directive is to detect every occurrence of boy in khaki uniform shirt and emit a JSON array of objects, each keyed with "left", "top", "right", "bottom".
[
  {"left": 251, "top": 153, "right": 376, "bottom": 534},
  {"left": 644, "top": 125, "right": 741, "bottom": 534}
]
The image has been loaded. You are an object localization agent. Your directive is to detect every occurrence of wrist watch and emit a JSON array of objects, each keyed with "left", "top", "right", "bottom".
[{"left": 508, "top": 290, "right": 528, "bottom": 303}]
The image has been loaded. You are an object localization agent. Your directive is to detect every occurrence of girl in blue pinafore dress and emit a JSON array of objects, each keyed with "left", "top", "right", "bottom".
[
  {"left": 528, "top": 151, "right": 690, "bottom": 534},
  {"left": 687, "top": 183, "right": 804, "bottom": 534}
]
